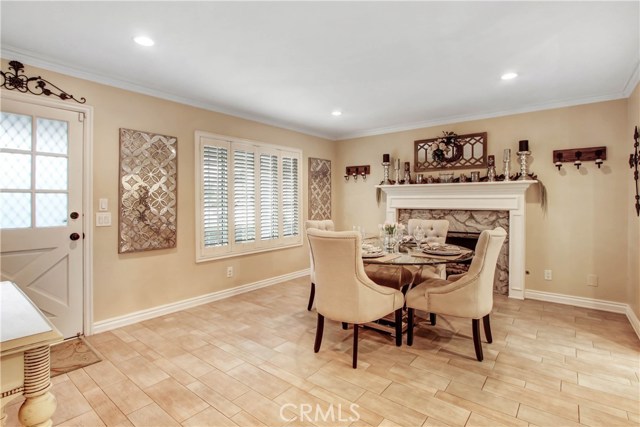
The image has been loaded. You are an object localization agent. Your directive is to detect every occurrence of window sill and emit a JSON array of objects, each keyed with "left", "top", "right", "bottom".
[{"left": 196, "top": 240, "right": 302, "bottom": 263}]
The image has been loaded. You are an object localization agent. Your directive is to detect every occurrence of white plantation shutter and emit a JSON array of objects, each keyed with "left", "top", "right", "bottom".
[
  {"left": 196, "top": 131, "right": 302, "bottom": 261},
  {"left": 202, "top": 145, "right": 229, "bottom": 247},
  {"left": 233, "top": 148, "right": 256, "bottom": 244},
  {"left": 282, "top": 154, "right": 299, "bottom": 237},
  {"left": 260, "top": 153, "right": 279, "bottom": 240}
]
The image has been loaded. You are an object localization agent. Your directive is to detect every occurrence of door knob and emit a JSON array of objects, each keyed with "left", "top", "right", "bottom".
[
  {"left": 70, "top": 212, "right": 79, "bottom": 219},
  {"left": 70, "top": 233, "right": 80, "bottom": 241}
]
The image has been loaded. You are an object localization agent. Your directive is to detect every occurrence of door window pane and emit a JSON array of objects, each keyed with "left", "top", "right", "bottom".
[
  {"left": 37, "top": 118, "right": 68, "bottom": 155},
  {"left": 0, "top": 192, "right": 31, "bottom": 228},
  {"left": 36, "top": 193, "right": 68, "bottom": 227},
  {"left": 0, "top": 112, "right": 32, "bottom": 150},
  {"left": 0, "top": 153, "right": 31, "bottom": 189},
  {"left": 36, "top": 156, "right": 67, "bottom": 190}
]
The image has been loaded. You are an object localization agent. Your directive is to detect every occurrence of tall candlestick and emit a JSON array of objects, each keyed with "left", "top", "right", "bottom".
[{"left": 504, "top": 149, "right": 511, "bottom": 162}]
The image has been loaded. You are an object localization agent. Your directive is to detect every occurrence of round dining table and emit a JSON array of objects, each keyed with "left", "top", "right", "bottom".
[
  {"left": 362, "top": 242, "right": 475, "bottom": 291},
  {"left": 360, "top": 242, "right": 475, "bottom": 336}
]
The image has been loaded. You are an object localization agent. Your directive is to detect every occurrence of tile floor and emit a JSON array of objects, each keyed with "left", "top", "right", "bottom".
[{"left": 4, "top": 276, "right": 640, "bottom": 426}]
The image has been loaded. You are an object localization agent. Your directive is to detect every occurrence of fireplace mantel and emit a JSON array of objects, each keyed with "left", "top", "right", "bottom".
[{"left": 378, "top": 181, "right": 537, "bottom": 299}]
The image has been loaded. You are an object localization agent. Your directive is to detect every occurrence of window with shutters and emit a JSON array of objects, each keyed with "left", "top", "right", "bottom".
[{"left": 195, "top": 131, "right": 302, "bottom": 261}]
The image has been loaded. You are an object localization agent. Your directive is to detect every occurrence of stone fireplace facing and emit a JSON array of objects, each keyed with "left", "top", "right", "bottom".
[{"left": 378, "top": 181, "right": 536, "bottom": 299}]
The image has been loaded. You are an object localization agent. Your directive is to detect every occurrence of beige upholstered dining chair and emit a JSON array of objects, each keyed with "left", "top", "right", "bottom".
[
  {"left": 304, "top": 220, "right": 335, "bottom": 311},
  {"left": 405, "top": 227, "right": 507, "bottom": 361},
  {"left": 307, "top": 229, "right": 405, "bottom": 368},
  {"left": 407, "top": 218, "right": 449, "bottom": 280}
]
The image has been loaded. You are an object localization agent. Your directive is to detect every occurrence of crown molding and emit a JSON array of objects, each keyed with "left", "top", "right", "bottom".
[
  {"left": 1, "top": 46, "right": 334, "bottom": 141},
  {"left": 334, "top": 92, "right": 629, "bottom": 141},
  {"left": 2, "top": 46, "right": 633, "bottom": 143},
  {"left": 623, "top": 60, "right": 640, "bottom": 97}
]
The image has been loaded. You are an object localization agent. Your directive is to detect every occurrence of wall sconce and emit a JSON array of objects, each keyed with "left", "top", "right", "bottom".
[
  {"left": 345, "top": 165, "right": 370, "bottom": 182},
  {"left": 552, "top": 146, "right": 606, "bottom": 171}
]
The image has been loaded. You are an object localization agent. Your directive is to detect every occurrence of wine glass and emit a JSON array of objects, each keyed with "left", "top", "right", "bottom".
[{"left": 413, "top": 225, "right": 426, "bottom": 245}]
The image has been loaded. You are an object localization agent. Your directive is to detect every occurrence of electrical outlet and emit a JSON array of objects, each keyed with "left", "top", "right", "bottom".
[
  {"left": 226, "top": 266, "right": 233, "bottom": 278},
  {"left": 587, "top": 274, "right": 598, "bottom": 287},
  {"left": 544, "top": 269, "right": 552, "bottom": 281}
]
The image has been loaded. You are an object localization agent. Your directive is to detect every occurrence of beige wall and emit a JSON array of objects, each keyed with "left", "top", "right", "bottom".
[
  {"left": 628, "top": 83, "right": 640, "bottom": 319},
  {"left": 336, "top": 100, "right": 631, "bottom": 303},
  {"left": 1, "top": 60, "right": 337, "bottom": 322},
  {"left": 3, "top": 58, "right": 638, "bottom": 323}
]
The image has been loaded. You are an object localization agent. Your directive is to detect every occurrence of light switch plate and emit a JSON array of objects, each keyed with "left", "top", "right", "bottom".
[
  {"left": 96, "top": 212, "right": 111, "bottom": 227},
  {"left": 99, "top": 198, "right": 108, "bottom": 211}
]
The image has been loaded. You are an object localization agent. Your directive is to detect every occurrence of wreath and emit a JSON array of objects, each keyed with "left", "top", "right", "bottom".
[{"left": 431, "top": 131, "right": 462, "bottom": 164}]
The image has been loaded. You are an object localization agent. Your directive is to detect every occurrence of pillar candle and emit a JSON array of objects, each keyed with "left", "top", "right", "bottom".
[
  {"left": 518, "top": 140, "right": 529, "bottom": 152},
  {"left": 383, "top": 153, "right": 390, "bottom": 163},
  {"left": 504, "top": 149, "right": 510, "bottom": 162},
  {"left": 397, "top": 158, "right": 401, "bottom": 169}
]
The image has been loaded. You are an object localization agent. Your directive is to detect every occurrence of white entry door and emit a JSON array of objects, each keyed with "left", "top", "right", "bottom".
[{"left": 0, "top": 98, "right": 84, "bottom": 338}]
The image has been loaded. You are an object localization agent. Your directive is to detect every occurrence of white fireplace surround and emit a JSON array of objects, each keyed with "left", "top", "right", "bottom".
[{"left": 378, "top": 180, "right": 536, "bottom": 300}]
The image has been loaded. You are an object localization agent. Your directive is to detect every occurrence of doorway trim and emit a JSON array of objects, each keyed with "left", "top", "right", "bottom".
[{"left": 2, "top": 90, "right": 94, "bottom": 335}]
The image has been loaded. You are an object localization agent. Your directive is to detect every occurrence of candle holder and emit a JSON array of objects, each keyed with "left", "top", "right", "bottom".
[
  {"left": 503, "top": 158, "right": 511, "bottom": 181},
  {"left": 394, "top": 163, "right": 401, "bottom": 185},
  {"left": 487, "top": 155, "right": 497, "bottom": 182},
  {"left": 403, "top": 162, "right": 411, "bottom": 184},
  {"left": 517, "top": 151, "right": 531, "bottom": 180},
  {"left": 382, "top": 162, "right": 393, "bottom": 185}
]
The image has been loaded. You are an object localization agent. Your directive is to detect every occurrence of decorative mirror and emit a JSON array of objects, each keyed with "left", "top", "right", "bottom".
[{"left": 414, "top": 132, "right": 487, "bottom": 171}]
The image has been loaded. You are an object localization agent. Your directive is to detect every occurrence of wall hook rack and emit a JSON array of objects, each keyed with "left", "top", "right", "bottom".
[
  {"left": 552, "top": 146, "right": 606, "bottom": 171},
  {"left": 345, "top": 165, "right": 370, "bottom": 182}
]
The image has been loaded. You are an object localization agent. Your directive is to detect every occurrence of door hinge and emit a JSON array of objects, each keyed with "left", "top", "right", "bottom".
[{"left": 78, "top": 112, "right": 85, "bottom": 122}]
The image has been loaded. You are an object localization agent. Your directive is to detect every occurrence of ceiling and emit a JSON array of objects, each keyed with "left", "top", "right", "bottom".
[{"left": 1, "top": 1, "right": 638, "bottom": 140}]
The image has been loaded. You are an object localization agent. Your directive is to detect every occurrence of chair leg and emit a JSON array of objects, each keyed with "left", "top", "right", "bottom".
[
  {"left": 483, "top": 314, "right": 493, "bottom": 344},
  {"left": 342, "top": 322, "right": 349, "bottom": 330},
  {"left": 430, "top": 312, "right": 437, "bottom": 325},
  {"left": 352, "top": 324, "right": 359, "bottom": 369},
  {"left": 394, "top": 309, "right": 402, "bottom": 347},
  {"left": 314, "top": 314, "right": 324, "bottom": 353},
  {"left": 407, "top": 308, "right": 414, "bottom": 346},
  {"left": 472, "top": 319, "right": 483, "bottom": 361},
  {"left": 307, "top": 282, "right": 315, "bottom": 311}
]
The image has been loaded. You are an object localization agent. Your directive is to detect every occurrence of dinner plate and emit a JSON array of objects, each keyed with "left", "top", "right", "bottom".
[
  {"left": 422, "top": 244, "right": 462, "bottom": 256},
  {"left": 362, "top": 252, "right": 385, "bottom": 258}
]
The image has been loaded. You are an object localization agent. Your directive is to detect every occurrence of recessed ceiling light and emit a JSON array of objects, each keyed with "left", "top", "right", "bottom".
[
  {"left": 501, "top": 72, "right": 518, "bottom": 80},
  {"left": 134, "top": 36, "right": 155, "bottom": 47},
  {"left": 331, "top": 110, "right": 342, "bottom": 116}
]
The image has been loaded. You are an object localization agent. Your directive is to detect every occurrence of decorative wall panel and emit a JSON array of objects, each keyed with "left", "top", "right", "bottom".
[
  {"left": 118, "top": 128, "right": 177, "bottom": 253},
  {"left": 308, "top": 158, "right": 331, "bottom": 220}
]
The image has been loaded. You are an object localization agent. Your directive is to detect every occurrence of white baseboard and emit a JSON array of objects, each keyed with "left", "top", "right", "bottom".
[
  {"left": 626, "top": 305, "right": 640, "bottom": 340},
  {"left": 525, "top": 289, "right": 640, "bottom": 340},
  {"left": 92, "top": 268, "right": 310, "bottom": 334}
]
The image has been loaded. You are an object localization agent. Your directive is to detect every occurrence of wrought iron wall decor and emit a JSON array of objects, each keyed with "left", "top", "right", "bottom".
[
  {"left": 414, "top": 132, "right": 487, "bottom": 171},
  {"left": 631, "top": 126, "right": 639, "bottom": 217},
  {"left": 119, "top": 128, "right": 177, "bottom": 253},
  {"left": 309, "top": 158, "right": 331, "bottom": 220},
  {"left": 1, "top": 60, "right": 86, "bottom": 104}
]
